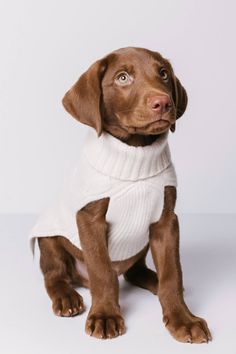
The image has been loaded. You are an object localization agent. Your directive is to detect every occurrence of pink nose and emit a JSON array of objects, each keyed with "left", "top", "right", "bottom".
[{"left": 147, "top": 95, "right": 171, "bottom": 114}]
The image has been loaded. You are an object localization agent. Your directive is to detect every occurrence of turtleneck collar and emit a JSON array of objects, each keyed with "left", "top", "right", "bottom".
[{"left": 82, "top": 129, "right": 172, "bottom": 181}]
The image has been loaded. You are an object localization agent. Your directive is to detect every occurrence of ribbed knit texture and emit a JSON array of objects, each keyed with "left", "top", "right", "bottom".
[
  {"left": 29, "top": 129, "right": 177, "bottom": 261},
  {"left": 84, "top": 129, "right": 171, "bottom": 180}
]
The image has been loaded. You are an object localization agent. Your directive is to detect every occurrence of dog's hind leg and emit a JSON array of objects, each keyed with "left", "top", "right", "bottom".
[
  {"left": 38, "top": 236, "right": 85, "bottom": 317},
  {"left": 124, "top": 251, "right": 158, "bottom": 295}
]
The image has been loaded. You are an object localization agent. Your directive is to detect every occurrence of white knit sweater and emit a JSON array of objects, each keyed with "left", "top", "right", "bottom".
[{"left": 30, "top": 129, "right": 177, "bottom": 261}]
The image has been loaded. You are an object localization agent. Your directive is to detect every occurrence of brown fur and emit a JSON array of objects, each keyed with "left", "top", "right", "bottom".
[
  {"left": 149, "top": 187, "right": 211, "bottom": 343},
  {"left": 38, "top": 47, "right": 211, "bottom": 342}
]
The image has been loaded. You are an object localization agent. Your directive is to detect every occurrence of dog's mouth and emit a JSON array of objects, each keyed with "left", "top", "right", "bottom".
[
  {"left": 143, "top": 119, "right": 171, "bottom": 129},
  {"left": 124, "top": 119, "right": 171, "bottom": 135}
]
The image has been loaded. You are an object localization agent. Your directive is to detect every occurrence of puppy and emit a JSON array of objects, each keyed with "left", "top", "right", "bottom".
[{"left": 30, "top": 47, "right": 211, "bottom": 343}]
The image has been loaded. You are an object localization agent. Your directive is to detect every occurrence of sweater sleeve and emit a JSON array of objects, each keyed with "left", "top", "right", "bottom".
[{"left": 161, "top": 162, "right": 177, "bottom": 187}]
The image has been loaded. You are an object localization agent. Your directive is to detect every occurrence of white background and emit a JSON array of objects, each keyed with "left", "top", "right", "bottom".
[{"left": 0, "top": 0, "right": 236, "bottom": 214}]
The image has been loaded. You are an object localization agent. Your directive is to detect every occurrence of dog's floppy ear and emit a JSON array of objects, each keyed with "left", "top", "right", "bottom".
[
  {"left": 170, "top": 76, "right": 188, "bottom": 132},
  {"left": 62, "top": 59, "right": 107, "bottom": 136}
]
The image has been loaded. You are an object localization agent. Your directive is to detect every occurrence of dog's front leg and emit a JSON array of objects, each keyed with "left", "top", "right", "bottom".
[
  {"left": 149, "top": 186, "right": 211, "bottom": 344},
  {"left": 76, "top": 198, "right": 125, "bottom": 339}
]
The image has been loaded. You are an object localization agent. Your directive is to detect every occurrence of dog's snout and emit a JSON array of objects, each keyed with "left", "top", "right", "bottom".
[{"left": 147, "top": 95, "right": 171, "bottom": 114}]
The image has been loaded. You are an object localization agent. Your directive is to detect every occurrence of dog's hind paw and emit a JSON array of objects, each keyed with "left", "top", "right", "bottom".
[{"left": 52, "top": 288, "right": 84, "bottom": 317}]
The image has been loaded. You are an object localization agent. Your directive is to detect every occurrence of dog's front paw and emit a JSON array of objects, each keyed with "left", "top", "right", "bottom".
[
  {"left": 86, "top": 307, "right": 125, "bottom": 339},
  {"left": 164, "top": 311, "right": 212, "bottom": 344}
]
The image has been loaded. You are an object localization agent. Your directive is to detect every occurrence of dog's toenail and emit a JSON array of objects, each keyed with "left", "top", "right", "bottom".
[{"left": 163, "top": 316, "right": 169, "bottom": 326}]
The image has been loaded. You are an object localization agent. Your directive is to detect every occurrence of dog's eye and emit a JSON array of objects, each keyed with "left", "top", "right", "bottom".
[
  {"left": 115, "top": 72, "right": 133, "bottom": 86},
  {"left": 160, "top": 68, "right": 168, "bottom": 80}
]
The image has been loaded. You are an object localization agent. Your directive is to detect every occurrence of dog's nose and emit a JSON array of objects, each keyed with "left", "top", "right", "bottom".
[{"left": 147, "top": 95, "right": 171, "bottom": 114}]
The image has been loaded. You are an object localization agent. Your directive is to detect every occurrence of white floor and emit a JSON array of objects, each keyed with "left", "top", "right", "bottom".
[{"left": 0, "top": 214, "right": 235, "bottom": 354}]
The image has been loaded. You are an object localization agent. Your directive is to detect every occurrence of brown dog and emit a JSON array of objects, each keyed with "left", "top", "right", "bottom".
[{"left": 33, "top": 47, "right": 211, "bottom": 343}]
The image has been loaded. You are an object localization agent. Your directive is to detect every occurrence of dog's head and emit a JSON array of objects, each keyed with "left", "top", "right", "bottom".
[{"left": 62, "top": 47, "right": 187, "bottom": 141}]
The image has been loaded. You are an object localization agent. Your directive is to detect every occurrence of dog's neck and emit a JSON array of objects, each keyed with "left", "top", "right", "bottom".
[
  {"left": 103, "top": 126, "right": 161, "bottom": 147},
  {"left": 83, "top": 129, "right": 171, "bottom": 181},
  {"left": 119, "top": 134, "right": 159, "bottom": 147}
]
